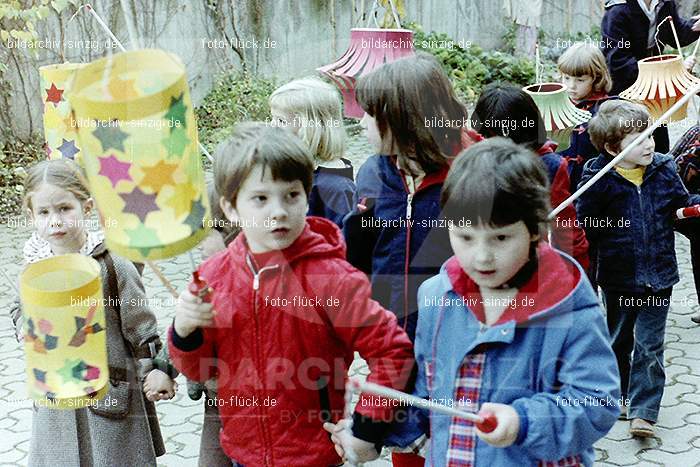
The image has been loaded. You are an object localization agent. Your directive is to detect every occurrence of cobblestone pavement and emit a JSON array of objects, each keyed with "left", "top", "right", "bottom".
[{"left": 1, "top": 132, "right": 699, "bottom": 466}]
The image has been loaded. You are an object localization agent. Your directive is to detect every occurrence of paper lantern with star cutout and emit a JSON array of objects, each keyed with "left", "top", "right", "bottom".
[
  {"left": 619, "top": 54, "right": 700, "bottom": 123},
  {"left": 40, "top": 63, "right": 86, "bottom": 165},
  {"left": 20, "top": 254, "right": 109, "bottom": 408},
  {"left": 67, "top": 49, "right": 210, "bottom": 261}
]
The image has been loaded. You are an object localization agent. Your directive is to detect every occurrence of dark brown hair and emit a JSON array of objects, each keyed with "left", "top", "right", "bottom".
[
  {"left": 441, "top": 138, "right": 550, "bottom": 237},
  {"left": 355, "top": 51, "right": 468, "bottom": 174},
  {"left": 213, "top": 122, "right": 314, "bottom": 206}
]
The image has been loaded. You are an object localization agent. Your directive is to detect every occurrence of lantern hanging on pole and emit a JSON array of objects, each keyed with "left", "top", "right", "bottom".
[
  {"left": 523, "top": 82, "right": 591, "bottom": 151},
  {"left": 20, "top": 254, "right": 109, "bottom": 408},
  {"left": 318, "top": 28, "right": 415, "bottom": 118},
  {"left": 619, "top": 54, "right": 700, "bottom": 123},
  {"left": 40, "top": 63, "right": 86, "bottom": 165},
  {"left": 68, "top": 49, "right": 210, "bottom": 262}
]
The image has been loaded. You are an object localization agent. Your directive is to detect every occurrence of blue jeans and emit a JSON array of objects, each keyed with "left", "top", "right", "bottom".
[{"left": 603, "top": 288, "right": 671, "bottom": 422}]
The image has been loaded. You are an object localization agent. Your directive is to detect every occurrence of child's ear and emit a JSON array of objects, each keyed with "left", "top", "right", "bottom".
[
  {"left": 83, "top": 198, "right": 94, "bottom": 215},
  {"left": 219, "top": 196, "right": 240, "bottom": 225},
  {"left": 604, "top": 142, "right": 618, "bottom": 156}
]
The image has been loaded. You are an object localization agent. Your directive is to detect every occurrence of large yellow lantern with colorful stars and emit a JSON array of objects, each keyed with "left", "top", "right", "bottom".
[
  {"left": 40, "top": 63, "right": 85, "bottom": 165},
  {"left": 20, "top": 254, "right": 109, "bottom": 408},
  {"left": 68, "top": 49, "right": 210, "bottom": 261}
]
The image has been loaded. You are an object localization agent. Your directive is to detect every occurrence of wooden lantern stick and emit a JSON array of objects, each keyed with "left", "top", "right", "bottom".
[
  {"left": 550, "top": 79, "right": 700, "bottom": 219},
  {"left": 145, "top": 261, "right": 179, "bottom": 299}
]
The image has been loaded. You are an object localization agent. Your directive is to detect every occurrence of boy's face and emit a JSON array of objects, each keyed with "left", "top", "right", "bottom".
[
  {"left": 220, "top": 164, "right": 307, "bottom": 254},
  {"left": 448, "top": 221, "right": 538, "bottom": 290},
  {"left": 561, "top": 73, "right": 594, "bottom": 103},
  {"left": 607, "top": 131, "right": 655, "bottom": 169}
]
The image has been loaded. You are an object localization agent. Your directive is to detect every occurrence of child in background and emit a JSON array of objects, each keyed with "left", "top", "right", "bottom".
[
  {"left": 558, "top": 41, "right": 616, "bottom": 194},
  {"left": 670, "top": 125, "right": 700, "bottom": 324},
  {"left": 168, "top": 123, "right": 414, "bottom": 466},
  {"left": 269, "top": 77, "right": 357, "bottom": 227},
  {"left": 9, "top": 159, "right": 173, "bottom": 466},
  {"left": 183, "top": 181, "right": 240, "bottom": 466},
  {"left": 471, "top": 83, "right": 590, "bottom": 271},
  {"left": 600, "top": 0, "right": 700, "bottom": 153},
  {"left": 329, "top": 138, "right": 620, "bottom": 466},
  {"left": 578, "top": 100, "right": 700, "bottom": 437},
  {"left": 344, "top": 51, "right": 477, "bottom": 341}
]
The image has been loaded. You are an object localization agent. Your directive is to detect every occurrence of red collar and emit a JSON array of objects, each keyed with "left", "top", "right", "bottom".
[
  {"left": 537, "top": 140, "right": 559, "bottom": 155},
  {"left": 445, "top": 243, "right": 580, "bottom": 325}
]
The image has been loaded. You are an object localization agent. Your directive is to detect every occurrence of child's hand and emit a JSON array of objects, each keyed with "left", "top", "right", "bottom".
[
  {"left": 323, "top": 419, "right": 380, "bottom": 463},
  {"left": 684, "top": 56, "right": 696, "bottom": 71},
  {"left": 475, "top": 403, "right": 520, "bottom": 447},
  {"left": 173, "top": 289, "right": 215, "bottom": 337},
  {"left": 143, "top": 369, "right": 178, "bottom": 401}
]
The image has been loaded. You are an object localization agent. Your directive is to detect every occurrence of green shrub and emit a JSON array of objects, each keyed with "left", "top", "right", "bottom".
[
  {"left": 0, "top": 133, "right": 44, "bottom": 219},
  {"left": 407, "top": 22, "right": 557, "bottom": 103},
  {"left": 195, "top": 72, "right": 276, "bottom": 154}
]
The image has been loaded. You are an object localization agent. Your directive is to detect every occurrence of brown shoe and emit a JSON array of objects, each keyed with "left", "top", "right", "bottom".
[{"left": 629, "top": 418, "right": 655, "bottom": 438}]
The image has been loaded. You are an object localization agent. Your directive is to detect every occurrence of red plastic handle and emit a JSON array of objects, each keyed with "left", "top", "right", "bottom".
[
  {"left": 476, "top": 411, "right": 498, "bottom": 433},
  {"left": 188, "top": 271, "right": 212, "bottom": 302}
]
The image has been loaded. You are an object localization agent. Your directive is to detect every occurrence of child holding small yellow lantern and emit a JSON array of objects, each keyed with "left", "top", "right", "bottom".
[{"left": 9, "top": 159, "right": 176, "bottom": 466}]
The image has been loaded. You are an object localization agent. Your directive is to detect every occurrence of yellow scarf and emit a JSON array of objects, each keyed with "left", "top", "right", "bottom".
[{"left": 615, "top": 166, "right": 646, "bottom": 186}]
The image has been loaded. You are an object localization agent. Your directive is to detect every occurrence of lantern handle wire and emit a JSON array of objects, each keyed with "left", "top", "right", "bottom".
[
  {"left": 75, "top": 3, "right": 214, "bottom": 163},
  {"left": 549, "top": 79, "right": 700, "bottom": 219},
  {"left": 654, "top": 16, "right": 671, "bottom": 55},
  {"left": 366, "top": 0, "right": 380, "bottom": 28},
  {"left": 667, "top": 16, "right": 684, "bottom": 60},
  {"left": 386, "top": 0, "right": 402, "bottom": 29},
  {"left": 119, "top": 0, "right": 142, "bottom": 49}
]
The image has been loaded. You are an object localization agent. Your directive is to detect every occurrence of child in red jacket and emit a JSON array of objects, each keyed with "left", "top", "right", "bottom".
[{"left": 168, "top": 122, "right": 414, "bottom": 466}]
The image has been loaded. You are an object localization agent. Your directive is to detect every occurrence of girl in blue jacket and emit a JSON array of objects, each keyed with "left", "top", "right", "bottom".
[
  {"left": 343, "top": 51, "right": 479, "bottom": 342},
  {"left": 332, "top": 139, "right": 619, "bottom": 466}
]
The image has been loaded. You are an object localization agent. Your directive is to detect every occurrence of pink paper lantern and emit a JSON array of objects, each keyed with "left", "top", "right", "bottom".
[{"left": 318, "top": 28, "right": 415, "bottom": 118}]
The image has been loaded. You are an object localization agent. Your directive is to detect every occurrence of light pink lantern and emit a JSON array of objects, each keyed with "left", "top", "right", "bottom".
[{"left": 318, "top": 28, "right": 414, "bottom": 118}]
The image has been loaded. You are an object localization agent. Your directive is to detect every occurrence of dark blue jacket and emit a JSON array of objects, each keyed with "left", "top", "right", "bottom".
[
  {"left": 343, "top": 155, "right": 453, "bottom": 340},
  {"left": 602, "top": 0, "right": 699, "bottom": 95},
  {"left": 576, "top": 153, "right": 700, "bottom": 293},
  {"left": 307, "top": 158, "right": 357, "bottom": 228}
]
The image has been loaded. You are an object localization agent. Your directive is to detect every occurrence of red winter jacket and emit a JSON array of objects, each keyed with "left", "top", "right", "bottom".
[
  {"left": 169, "top": 217, "right": 414, "bottom": 466},
  {"left": 537, "top": 142, "right": 590, "bottom": 270}
]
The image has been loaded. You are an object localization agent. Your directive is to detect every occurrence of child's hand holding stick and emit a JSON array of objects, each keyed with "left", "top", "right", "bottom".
[{"left": 173, "top": 276, "right": 215, "bottom": 337}]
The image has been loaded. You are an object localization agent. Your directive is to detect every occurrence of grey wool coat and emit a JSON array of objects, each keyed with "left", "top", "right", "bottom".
[{"left": 10, "top": 239, "right": 165, "bottom": 467}]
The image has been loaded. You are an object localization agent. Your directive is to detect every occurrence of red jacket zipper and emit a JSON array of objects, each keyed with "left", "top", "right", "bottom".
[{"left": 246, "top": 255, "right": 279, "bottom": 466}]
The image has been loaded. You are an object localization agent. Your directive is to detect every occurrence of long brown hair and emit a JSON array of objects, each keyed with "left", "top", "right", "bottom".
[{"left": 356, "top": 51, "right": 467, "bottom": 175}]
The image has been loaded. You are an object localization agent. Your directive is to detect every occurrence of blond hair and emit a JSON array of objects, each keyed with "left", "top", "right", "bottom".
[
  {"left": 269, "top": 77, "right": 346, "bottom": 162},
  {"left": 588, "top": 100, "right": 650, "bottom": 153},
  {"left": 558, "top": 42, "right": 612, "bottom": 94},
  {"left": 22, "top": 159, "right": 91, "bottom": 213}
]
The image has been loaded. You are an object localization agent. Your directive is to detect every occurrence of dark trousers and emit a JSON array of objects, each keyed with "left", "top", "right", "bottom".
[{"left": 603, "top": 288, "right": 672, "bottom": 422}]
